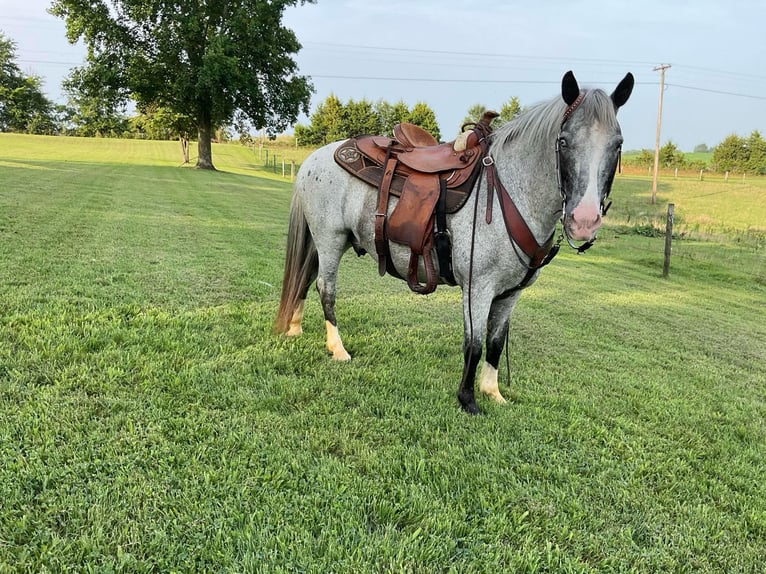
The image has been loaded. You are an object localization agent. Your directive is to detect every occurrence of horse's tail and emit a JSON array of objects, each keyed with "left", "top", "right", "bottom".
[{"left": 274, "top": 194, "right": 318, "bottom": 334}]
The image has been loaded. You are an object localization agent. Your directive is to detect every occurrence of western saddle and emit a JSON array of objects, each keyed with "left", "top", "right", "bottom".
[{"left": 334, "top": 112, "right": 498, "bottom": 294}]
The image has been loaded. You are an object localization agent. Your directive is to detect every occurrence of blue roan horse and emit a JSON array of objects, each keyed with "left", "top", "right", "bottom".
[{"left": 275, "top": 71, "right": 634, "bottom": 414}]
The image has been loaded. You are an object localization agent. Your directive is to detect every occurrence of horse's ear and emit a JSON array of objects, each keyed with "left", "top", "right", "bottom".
[
  {"left": 562, "top": 71, "right": 580, "bottom": 106},
  {"left": 611, "top": 72, "right": 635, "bottom": 110}
]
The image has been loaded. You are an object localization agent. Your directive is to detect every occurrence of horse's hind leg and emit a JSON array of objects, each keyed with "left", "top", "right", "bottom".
[
  {"left": 286, "top": 297, "right": 306, "bottom": 336},
  {"left": 479, "top": 292, "right": 521, "bottom": 404},
  {"left": 316, "top": 234, "right": 352, "bottom": 361}
]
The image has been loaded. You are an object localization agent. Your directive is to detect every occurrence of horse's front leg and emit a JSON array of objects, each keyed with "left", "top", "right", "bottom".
[
  {"left": 457, "top": 291, "right": 492, "bottom": 414},
  {"left": 479, "top": 291, "right": 522, "bottom": 404}
]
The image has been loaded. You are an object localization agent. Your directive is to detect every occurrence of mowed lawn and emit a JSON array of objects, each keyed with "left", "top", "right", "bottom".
[{"left": 1, "top": 134, "right": 765, "bottom": 572}]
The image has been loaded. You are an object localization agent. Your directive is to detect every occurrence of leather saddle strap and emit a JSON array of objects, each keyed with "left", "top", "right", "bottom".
[
  {"left": 487, "top": 162, "right": 550, "bottom": 267},
  {"left": 434, "top": 178, "right": 456, "bottom": 285},
  {"left": 407, "top": 234, "right": 438, "bottom": 295},
  {"left": 375, "top": 151, "right": 398, "bottom": 276}
]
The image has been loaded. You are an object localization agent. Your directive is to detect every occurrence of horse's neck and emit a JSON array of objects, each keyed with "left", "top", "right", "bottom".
[{"left": 491, "top": 142, "right": 561, "bottom": 240}]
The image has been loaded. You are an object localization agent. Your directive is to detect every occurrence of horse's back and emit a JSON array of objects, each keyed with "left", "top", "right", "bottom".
[{"left": 294, "top": 141, "right": 378, "bottom": 250}]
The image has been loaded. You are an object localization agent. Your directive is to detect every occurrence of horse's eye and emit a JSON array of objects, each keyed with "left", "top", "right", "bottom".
[{"left": 558, "top": 137, "right": 568, "bottom": 149}]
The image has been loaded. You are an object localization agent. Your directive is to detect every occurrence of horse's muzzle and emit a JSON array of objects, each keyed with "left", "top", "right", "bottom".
[{"left": 564, "top": 205, "right": 602, "bottom": 241}]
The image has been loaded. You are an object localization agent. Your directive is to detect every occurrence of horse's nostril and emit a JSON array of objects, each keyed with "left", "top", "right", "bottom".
[{"left": 572, "top": 211, "right": 601, "bottom": 227}]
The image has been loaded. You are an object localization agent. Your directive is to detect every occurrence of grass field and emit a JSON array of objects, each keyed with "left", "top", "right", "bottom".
[{"left": 1, "top": 134, "right": 765, "bottom": 572}]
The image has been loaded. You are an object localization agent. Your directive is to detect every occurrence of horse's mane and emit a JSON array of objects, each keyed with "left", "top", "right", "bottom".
[{"left": 490, "top": 88, "right": 618, "bottom": 153}]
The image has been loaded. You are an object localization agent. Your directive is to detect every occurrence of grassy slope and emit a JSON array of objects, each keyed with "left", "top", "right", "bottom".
[{"left": 0, "top": 134, "right": 764, "bottom": 572}]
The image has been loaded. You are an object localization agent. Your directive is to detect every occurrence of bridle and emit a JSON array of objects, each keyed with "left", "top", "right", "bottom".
[{"left": 554, "top": 91, "right": 621, "bottom": 254}]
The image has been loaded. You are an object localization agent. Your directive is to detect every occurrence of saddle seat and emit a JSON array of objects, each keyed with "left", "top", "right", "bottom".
[
  {"left": 393, "top": 122, "right": 438, "bottom": 148},
  {"left": 334, "top": 112, "right": 498, "bottom": 294}
]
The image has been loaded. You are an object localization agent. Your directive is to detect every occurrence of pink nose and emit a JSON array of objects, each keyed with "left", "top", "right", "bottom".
[{"left": 567, "top": 205, "right": 602, "bottom": 240}]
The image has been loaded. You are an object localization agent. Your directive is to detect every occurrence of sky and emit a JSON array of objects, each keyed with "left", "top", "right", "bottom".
[{"left": 2, "top": 0, "right": 765, "bottom": 151}]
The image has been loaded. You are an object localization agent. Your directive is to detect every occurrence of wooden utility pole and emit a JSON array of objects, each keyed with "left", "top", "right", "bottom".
[{"left": 651, "top": 64, "right": 671, "bottom": 205}]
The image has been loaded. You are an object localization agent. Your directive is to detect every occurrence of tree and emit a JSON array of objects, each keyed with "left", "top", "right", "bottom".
[
  {"left": 131, "top": 104, "right": 196, "bottom": 162},
  {"left": 462, "top": 104, "right": 488, "bottom": 129},
  {"left": 295, "top": 97, "right": 442, "bottom": 145},
  {"left": 295, "top": 93, "right": 345, "bottom": 145},
  {"left": 499, "top": 96, "right": 522, "bottom": 124},
  {"left": 693, "top": 143, "right": 709, "bottom": 153},
  {"left": 61, "top": 69, "right": 129, "bottom": 137},
  {"left": 746, "top": 131, "right": 766, "bottom": 175},
  {"left": 407, "top": 101, "right": 440, "bottom": 142},
  {"left": 0, "top": 32, "right": 58, "bottom": 134},
  {"left": 462, "top": 101, "right": 509, "bottom": 134},
  {"left": 376, "top": 99, "right": 410, "bottom": 137},
  {"left": 713, "top": 134, "right": 747, "bottom": 173},
  {"left": 50, "top": 0, "right": 314, "bottom": 170},
  {"left": 659, "top": 141, "right": 685, "bottom": 168},
  {"left": 343, "top": 98, "right": 382, "bottom": 138}
]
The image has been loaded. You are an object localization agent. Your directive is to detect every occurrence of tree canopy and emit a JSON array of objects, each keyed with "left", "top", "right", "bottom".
[
  {"left": 461, "top": 96, "right": 523, "bottom": 133},
  {"left": 50, "top": 0, "right": 314, "bottom": 169},
  {"left": 0, "top": 32, "right": 58, "bottom": 134},
  {"left": 713, "top": 131, "right": 766, "bottom": 175},
  {"left": 295, "top": 96, "right": 440, "bottom": 145}
]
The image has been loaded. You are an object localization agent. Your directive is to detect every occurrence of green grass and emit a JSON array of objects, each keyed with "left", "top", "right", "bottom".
[{"left": 1, "top": 134, "right": 765, "bottom": 572}]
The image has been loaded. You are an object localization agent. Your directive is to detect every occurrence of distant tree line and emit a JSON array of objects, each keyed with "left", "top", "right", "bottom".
[
  {"left": 294, "top": 94, "right": 526, "bottom": 146},
  {"left": 625, "top": 132, "right": 766, "bottom": 175},
  {"left": 293, "top": 95, "right": 441, "bottom": 145},
  {"left": 624, "top": 142, "right": 704, "bottom": 171}
]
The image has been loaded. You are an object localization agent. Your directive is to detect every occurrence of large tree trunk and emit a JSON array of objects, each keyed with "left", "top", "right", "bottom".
[{"left": 195, "top": 114, "right": 215, "bottom": 170}]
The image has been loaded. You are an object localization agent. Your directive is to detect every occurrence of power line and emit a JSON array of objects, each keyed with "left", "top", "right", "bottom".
[
  {"left": 666, "top": 83, "right": 766, "bottom": 101},
  {"left": 17, "top": 59, "right": 83, "bottom": 66},
  {"left": 13, "top": 47, "right": 766, "bottom": 101},
  {"left": 308, "top": 73, "right": 764, "bottom": 101},
  {"left": 308, "top": 73, "right": 658, "bottom": 87},
  {"left": 304, "top": 42, "right": 766, "bottom": 83},
  {"left": 303, "top": 41, "right": 659, "bottom": 67}
]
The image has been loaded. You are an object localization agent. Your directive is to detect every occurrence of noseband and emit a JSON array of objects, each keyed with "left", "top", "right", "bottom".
[{"left": 554, "top": 91, "right": 619, "bottom": 253}]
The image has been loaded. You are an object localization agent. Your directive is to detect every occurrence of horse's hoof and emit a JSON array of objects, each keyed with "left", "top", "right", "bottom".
[
  {"left": 462, "top": 401, "right": 480, "bottom": 415},
  {"left": 483, "top": 390, "right": 507, "bottom": 405},
  {"left": 458, "top": 394, "right": 480, "bottom": 415},
  {"left": 331, "top": 349, "right": 351, "bottom": 361},
  {"left": 285, "top": 325, "right": 302, "bottom": 337}
]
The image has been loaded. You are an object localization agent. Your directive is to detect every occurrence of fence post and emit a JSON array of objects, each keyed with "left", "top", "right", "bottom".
[
  {"left": 699, "top": 169, "right": 704, "bottom": 181},
  {"left": 290, "top": 160, "right": 295, "bottom": 181},
  {"left": 663, "top": 203, "right": 674, "bottom": 278},
  {"left": 282, "top": 159, "right": 286, "bottom": 178}
]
